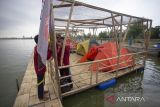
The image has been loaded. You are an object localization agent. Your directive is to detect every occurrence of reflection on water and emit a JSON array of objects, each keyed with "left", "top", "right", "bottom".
[
  {"left": 63, "top": 57, "right": 160, "bottom": 107},
  {"left": 0, "top": 40, "right": 35, "bottom": 107},
  {"left": 0, "top": 40, "right": 160, "bottom": 107}
]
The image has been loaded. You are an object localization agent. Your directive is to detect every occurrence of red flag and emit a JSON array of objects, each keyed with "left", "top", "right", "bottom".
[{"left": 37, "top": 0, "right": 51, "bottom": 65}]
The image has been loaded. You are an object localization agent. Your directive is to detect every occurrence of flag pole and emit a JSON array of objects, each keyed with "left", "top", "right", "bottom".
[{"left": 49, "top": 1, "right": 62, "bottom": 100}]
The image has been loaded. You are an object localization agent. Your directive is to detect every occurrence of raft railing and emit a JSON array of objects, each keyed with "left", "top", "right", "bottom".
[{"left": 47, "top": 51, "right": 145, "bottom": 98}]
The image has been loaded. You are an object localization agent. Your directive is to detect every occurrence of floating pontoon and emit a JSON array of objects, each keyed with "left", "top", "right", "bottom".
[{"left": 14, "top": 0, "right": 152, "bottom": 107}]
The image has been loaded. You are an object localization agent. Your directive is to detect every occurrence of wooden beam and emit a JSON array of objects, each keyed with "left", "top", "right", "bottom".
[
  {"left": 115, "top": 15, "right": 123, "bottom": 77},
  {"left": 122, "top": 17, "right": 132, "bottom": 42},
  {"left": 55, "top": 17, "right": 143, "bottom": 27},
  {"left": 113, "top": 17, "right": 120, "bottom": 26},
  {"left": 53, "top": 3, "right": 80, "bottom": 8},
  {"left": 59, "top": 51, "right": 145, "bottom": 69},
  {"left": 54, "top": 25, "right": 106, "bottom": 29},
  {"left": 55, "top": 18, "right": 112, "bottom": 27},
  {"left": 72, "top": 14, "right": 119, "bottom": 22},
  {"left": 148, "top": 20, "right": 152, "bottom": 48},
  {"left": 72, "top": 14, "right": 119, "bottom": 27},
  {"left": 60, "top": 0, "right": 151, "bottom": 21},
  {"left": 111, "top": 13, "right": 116, "bottom": 41},
  {"left": 60, "top": 1, "right": 75, "bottom": 66},
  {"left": 73, "top": 26, "right": 106, "bottom": 28},
  {"left": 50, "top": 3, "right": 62, "bottom": 100}
]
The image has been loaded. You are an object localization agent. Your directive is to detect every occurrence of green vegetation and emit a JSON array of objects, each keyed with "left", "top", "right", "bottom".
[
  {"left": 98, "top": 31, "right": 108, "bottom": 39},
  {"left": 151, "top": 26, "right": 160, "bottom": 39},
  {"left": 127, "top": 23, "right": 143, "bottom": 39},
  {"left": 127, "top": 23, "right": 160, "bottom": 39}
]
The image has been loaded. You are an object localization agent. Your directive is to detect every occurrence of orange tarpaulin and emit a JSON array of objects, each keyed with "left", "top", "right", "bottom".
[
  {"left": 79, "top": 42, "right": 134, "bottom": 72},
  {"left": 78, "top": 45, "right": 99, "bottom": 62}
]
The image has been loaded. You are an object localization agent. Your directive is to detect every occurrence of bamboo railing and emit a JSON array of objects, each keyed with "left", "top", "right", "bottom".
[
  {"left": 47, "top": 51, "right": 145, "bottom": 98},
  {"left": 48, "top": 0, "right": 152, "bottom": 101}
]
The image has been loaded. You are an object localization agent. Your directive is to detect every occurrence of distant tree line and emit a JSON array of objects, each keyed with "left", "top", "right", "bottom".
[
  {"left": 72, "top": 24, "right": 160, "bottom": 41},
  {"left": 126, "top": 24, "right": 160, "bottom": 39},
  {"left": 151, "top": 26, "right": 160, "bottom": 39}
]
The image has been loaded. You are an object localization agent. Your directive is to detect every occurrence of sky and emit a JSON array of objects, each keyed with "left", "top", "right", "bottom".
[{"left": 0, "top": 0, "right": 159, "bottom": 38}]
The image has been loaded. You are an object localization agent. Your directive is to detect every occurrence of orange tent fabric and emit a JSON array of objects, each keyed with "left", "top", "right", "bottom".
[
  {"left": 79, "top": 42, "right": 134, "bottom": 72},
  {"left": 79, "top": 45, "right": 99, "bottom": 63},
  {"left": 91, "top": 42, "right": 134, "bottom": 72}
]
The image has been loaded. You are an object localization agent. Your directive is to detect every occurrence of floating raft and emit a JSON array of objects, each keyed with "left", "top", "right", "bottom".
[
  {"left": 13, "top": 53, "right": 144, "bottom": 107},
  {"left": 13, "top": 55, "right": 63, "bottom": 107},
  {"left": 61, "top": 53, "right": 144, "bottom": 97}
]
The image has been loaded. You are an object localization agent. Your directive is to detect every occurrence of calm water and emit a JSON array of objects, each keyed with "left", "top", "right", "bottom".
[
  {"left": 0, "top": 40, "right": 160, "bottom": 107},
  {"left": 63, "top": 57, "right": 160, "bottom": 107},
  {"left": 0, "top": 40, "right": 35, "bottom": 107}
]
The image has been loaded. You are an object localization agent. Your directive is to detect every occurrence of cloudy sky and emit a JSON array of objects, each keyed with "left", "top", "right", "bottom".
[{"left": 0, "top": 0, "right": 159, "bottom": 37}]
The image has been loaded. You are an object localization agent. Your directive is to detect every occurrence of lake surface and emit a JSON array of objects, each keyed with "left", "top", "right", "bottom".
[
  {"left": 63, "top": 56, "right": 160, "bottom": 107},
  {"left": 0, "top": 40, "right": 35, "bottom": 107},
  {"left": 0, "top": 40, "right": 160, "bottom": 107}
]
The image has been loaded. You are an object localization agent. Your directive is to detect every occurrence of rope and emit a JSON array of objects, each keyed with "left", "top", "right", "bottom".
[{"left": 37, "top": 73, "right": 45, "bottom": 86}]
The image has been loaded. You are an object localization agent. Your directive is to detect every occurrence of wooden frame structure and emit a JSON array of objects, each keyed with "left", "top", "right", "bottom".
[{"left": 49, "top": 0, "right": 152, "bottom": 103}]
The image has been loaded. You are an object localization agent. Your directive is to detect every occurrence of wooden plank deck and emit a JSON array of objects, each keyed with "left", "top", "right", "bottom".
[
  {"left": 13, "top": 53, "right": 144, "bottom": 107},
  {"left": 61, "top": 53, "right": 144, "bottom": 97},
  {"left": 13, "top": 55, "right": 63, "bottom": 107}
]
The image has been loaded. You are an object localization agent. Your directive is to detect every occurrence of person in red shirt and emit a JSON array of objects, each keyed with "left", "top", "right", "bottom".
[
  {"left": 56, "top": 34, "right": 73, "bottom": 93},
  {"left": 33, "top": 35, "right": 52, "bottom": 100}
]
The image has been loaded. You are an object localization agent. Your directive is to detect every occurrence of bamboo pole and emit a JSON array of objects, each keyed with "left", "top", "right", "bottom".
[
  {"left": 55, "top": 18, "right": 112, "bottom": 27},
  {"left": 59, "top": 0, "right": 65, "bottom": 5},
  {"left": 148, "top": 20, "right": 152, "bottom": 49},
  {"left": 89, "top": 28, "right": 91, "bottom": 34},
  {"left": 50, "top": 3, "right": 62, "bottom": 100},
  {"left": 110, "top": 27, "right": 114, "bottom": 41},
  {"left": 111, "top": 13, "right": 119, "bottom": 78},
  {"left": 92, "top": 28, "right": 94, "bottom": 38},
  {"left": 145, "top": 21, "right": 149, "bottom": 50},
  {"left": 90, "top": 69, "right": 93, "bottom": 85},
  {"left": 92, "top": 27, "right": 97, "bottom": 38},
  {"left": 145, "top": 20, "right": 152, "bottom": 66},
  {"left": 72, "top": 15, "right": 119, "bottom": 28},
  {"left": 59, "top": 51, "right": 145, "bottom": 69},
  {"left": 143, "top": 21, "right": 149, "bottom": 66},
  {"left": 141, "top": 20, "right": 146, "bottom": 66},
  {"left": 122, "top": 17, "right": 132, "bottom": 42},
  {"left": 96, "top": 63, "right": 99, "bottom": 83},
  {"left": 113, "top": 17, "right": 120, "bottom": 26},
  {"left": 55, "top": 25, "right": 107, "bottom": 29},
  {"left": 116, "top": 15, "right": 123, "bottom": 77},
  {"left": 61, "top": 65, "right": 143, "bottom": 97},
  {"left": 60, "top": 71, "right": 89, "bottom": 79},
  {"left": 95, "top": 28, "right": 97, "bottom": 37},
  {"left": 111, "top": 13, "right": 116, "bottom": 40},
  {"left": 90, "top": 64, "right": 93, "bottom": 85},
  {"left": 60, "top": 78, "right": 91, "bottom": 88},
  {"left": 60, "top": 61, "right": 141, "bottom": 88},
  {"left": 59, "top": 56, "right": 142, "bottom": 80},
  {"left": 60, "top": 1, "right": 75, "bottom": 66},
  {"left": 99, "top": 64, "right": 136, "bottom": 77},
  {"left": 98, "top": 64, "right": 140, "bottom": 79},
  {"left": 98, "top": 59, "right": 134, "bottom": 71},
  {"left": 63, "top": 0, "right": 151, "bottom": 21}
]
